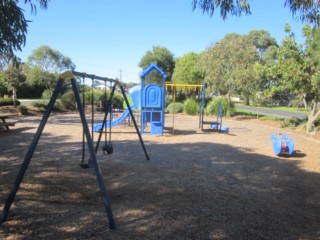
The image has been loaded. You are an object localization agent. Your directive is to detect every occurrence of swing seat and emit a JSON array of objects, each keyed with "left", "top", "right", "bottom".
[
  {"left": 220, "top": 126, "right": 229, "bottom": 133},
  {"left": 103, "top": 143, "right": 113, "bottom": 155}
]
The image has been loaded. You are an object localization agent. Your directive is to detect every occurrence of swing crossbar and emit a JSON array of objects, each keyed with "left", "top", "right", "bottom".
[{"left": 72, "top": 71, "right": 118, "bottom": 83}]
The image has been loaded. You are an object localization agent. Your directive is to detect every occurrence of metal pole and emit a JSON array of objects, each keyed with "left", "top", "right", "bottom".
[
  {"left": 119, "top": 85, "right": 150, "bottom": 160},
  {"left": 0, "top": 79, "right": 63, "bottom": 224},
  {"left": 71, "top": 79, "right": 116, "bottom": 229}
]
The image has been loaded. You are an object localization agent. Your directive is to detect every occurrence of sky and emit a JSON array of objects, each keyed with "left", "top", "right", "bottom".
[{"left": 17, "top": 0, "right": 305, "bottom": 83}]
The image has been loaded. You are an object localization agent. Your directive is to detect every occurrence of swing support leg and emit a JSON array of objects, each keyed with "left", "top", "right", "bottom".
[
  {"left": 119, "top": 85, "right": 150, "bottom": 160},
  {"left": 71, "top": 79, "right": 116, "bottom": 229},
  {"left": 0, "top": 79, "right": 63, "bottom": 224}
]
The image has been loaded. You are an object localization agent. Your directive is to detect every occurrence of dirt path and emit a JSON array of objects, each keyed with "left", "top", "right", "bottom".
[{"left": 1, "top": 113, "right": 320, "bottom": 239}]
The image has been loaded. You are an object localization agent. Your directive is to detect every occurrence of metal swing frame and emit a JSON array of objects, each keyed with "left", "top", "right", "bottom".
[{"left": 0, "top": 71, "right": 149, "bottom": 229}]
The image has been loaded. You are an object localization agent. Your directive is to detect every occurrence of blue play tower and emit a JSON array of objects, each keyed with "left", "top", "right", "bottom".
[{"left": 140, "top": 64, "right": 167, "bottom": 135}]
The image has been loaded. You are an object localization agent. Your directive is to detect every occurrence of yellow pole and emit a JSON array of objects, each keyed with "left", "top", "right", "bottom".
[{"left": 172, "top": 86, "right": 176, "bottom": 134}]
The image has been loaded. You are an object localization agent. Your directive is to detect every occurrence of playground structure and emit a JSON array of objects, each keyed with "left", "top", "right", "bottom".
[
  {"left": 272, "top": 133, "right": 295, "bottom": 156},
  {"left": 94, "top": 63, "right": 228, "bottom": 135},
  {"left": 0, "top": 71, "right": 150, "bottom": 229},
  {"left": 140, "top": 64, "right": 167, "bottom": 135},
  {"left": 93, "top": 85, "right": 141, "bottom": 132}
]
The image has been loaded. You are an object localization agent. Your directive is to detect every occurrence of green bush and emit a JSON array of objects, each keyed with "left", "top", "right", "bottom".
[
  {"left": 0, "top": 98, "right": 20, "bottom": 107},
  {"left": 31, "top": 101, "right": 48, "bottom": 109},
  {"left": 280, "top": 117, "right": 302, "bottom": 129},
  {"left": 98, "top": 90, "right": 124, "bottom": 110},
  {"left": 61, "top": 91, "right": 76, "bottom": 110},
  {"left": 31, "top": 100, "right": 62, "bottom": 111},
  {"left": 167, "top": 102, "right": 184, "bottom": 114},
  {"left": 18, "top": 105, "right": 28, "bottom": 115},
  {"left": 205, "top": 96, "right": 234, "bottom": 117},
  {"left": 41, "top": 89, "right": 54, "bottom": 99},
  {"left": 289, "top": 96, "right": 304, "bottom": 108},
  {"left": 165, "top": 95, "right": 173, "bottom": 108},
  {"left": 183, "top": 98, "right": 199, "bottom": 115}
]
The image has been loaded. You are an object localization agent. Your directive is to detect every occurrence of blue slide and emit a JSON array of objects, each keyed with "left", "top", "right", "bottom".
[
  {"left": 92, "top": 107, "right": 136, "bottom": 132},
  {"left": 92, "top": 85, "right": 141, "bottom": 132}
]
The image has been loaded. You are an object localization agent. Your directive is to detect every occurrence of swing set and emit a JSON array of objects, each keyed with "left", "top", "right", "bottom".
[
  {"left": 0, "top": 71, "right": 150, "bottom": 230},
  {"left": 165, "top": 82, "right": 206, "bottom": 134}
]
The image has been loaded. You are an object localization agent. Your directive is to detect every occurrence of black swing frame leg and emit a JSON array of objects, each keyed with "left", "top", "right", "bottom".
[
  {"left": 0, "top": 79, "right": 64, "bottom": 224},
  {"left": 72, "top": 79, "right": 116, "bottom": 229}
]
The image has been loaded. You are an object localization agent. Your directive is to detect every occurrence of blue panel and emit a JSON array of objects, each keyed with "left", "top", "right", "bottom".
[
  {"left": 144, "top": 84, "right": 162, "bottom": 108},
  {"left": 272, "top": 138, "right": 282, "bottom": 155},
  {"left": 288, "top": 139, "right": 294, "bottom": 155},
  {"left": 140, "top": 64, "right": 167, "bottom": 79}
]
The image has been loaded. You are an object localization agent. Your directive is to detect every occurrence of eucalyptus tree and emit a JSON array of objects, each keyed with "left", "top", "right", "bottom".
[
  {"left": 192, "top": 0, "right": 320, "bottom": 26},
  {"left": 139, "top": 46, "right": 175, "bottom": 84},
  {"left": 24, "top": 45, "right": 75, "bottom": 93},
  {"left": 199, "top": 33, "right": 259, "bottom": 105},
  {"left": 0, "top": 0, "right": 50, "bottom": 60},
  {"left": 247, "top": 30, "right": 278, "bottom": 60}
]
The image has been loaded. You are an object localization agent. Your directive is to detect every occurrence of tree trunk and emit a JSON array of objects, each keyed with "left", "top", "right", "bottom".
[
  {"left": 244, "top": 96, "right": 250, "bottom": 106},
  {"left": 12, "top": 86, "right": 17, "bottom": 107},
  {"left": 306, "top": 97, "right": 320, "bottom": 133},
  {"left": 302, "top": 93, "right": 308, "bottom": 112},
  {"left": 226, "top": 91, "right": 231, "bottom": 104}
]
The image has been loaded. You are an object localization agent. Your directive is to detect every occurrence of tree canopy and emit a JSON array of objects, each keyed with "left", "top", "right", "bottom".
[
  {"left": 199, "top": 33, "right": 259, "bottom": 104},
  {"left": 172, "top": 52, "right": 203, "bottom": 85},
  {"left": 0, "top": 0, "right": 50, "bottom": 59},
  {"left": 256, "top": 24, "right": 320, "bottom": 132},
  {"left": 24, "top": 45, "right": 75, "bottom": 91},
  {"left": 139, "top": 46, "right": 175, "bottom": 84},
  {"left": 192, "top": 0, "right": 320, "bottom": 26}
]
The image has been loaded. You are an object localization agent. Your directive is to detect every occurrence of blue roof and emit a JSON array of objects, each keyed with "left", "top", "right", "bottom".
[{"left": 140, "top": 64, "right": 167, "bottom": 79}]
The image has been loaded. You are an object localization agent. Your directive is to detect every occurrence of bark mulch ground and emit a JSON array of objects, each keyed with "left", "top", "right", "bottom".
[{"left": 1, "top": 112, "right": 320, "bottom": 240}]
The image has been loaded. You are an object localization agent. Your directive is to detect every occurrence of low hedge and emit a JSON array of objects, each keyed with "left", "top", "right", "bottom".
[{"left": 0, "top": 98, "right": 21, "bottom": 107}]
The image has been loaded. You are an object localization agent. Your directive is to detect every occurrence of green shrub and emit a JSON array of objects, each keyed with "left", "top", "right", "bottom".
[
  {"left": 18, "top": 105, "right": 28, "bottom": 115},
  {"left": 289, "top": 96, "right": 304, "bottom": 108},
  {"left": 167, "top": 102, "right": 184, "bottom": 114},
  {"left": 98, "top": 90, "right": 124, "bottom": 110},
  {"left": 165, "top": 95, "right": 173, "bottom": 108},
  {"left": 205, "top": 96, "right": 234, "bottom": 117},
  {"left": 41, "top": 89, "right": 53, "bottom": 99},
  {"left": 31, "top": 101, "right": 48, "bottom": 109},
  {"left": 0, "top": 98, "right": 20, "bottom": 107},
  {"left": 31, "top": 100, "right": 62, "bottom": 111},
  {"left": 280, "top": 117, "right": 301, "bottom": 129},
  {"left": 183, "top": 98, "right": 199, "bottom": 115},
  {"left": 61, "top": 91, "right": 76, "bottom": 110}
]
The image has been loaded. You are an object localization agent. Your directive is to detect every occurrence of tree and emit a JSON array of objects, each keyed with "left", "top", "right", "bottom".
[
  {"left": 24, "top": 45, "right": 75, "bottom": 92},
  {"left": 2, "top": 59, "right": 26, "bottom": 106},
  {"left": 258, "top": 24, "right": 320, "bottom": 132},
  {"left": 247, "top": 30, "right": 278, "bottom": 60},
  {"left": 172, "top": 52, "right": 203, "bottom": 85},
  {"left": 192, "top": 0, "right": 320, "bottom": 26},
  {"left": 0, "top": 0, "right": 49, "bottom": 59},
  {"left": 139, "top": 46, "right": 175, "bottom": 84},
  {"left": 192, "top": 0, "right": 251, "bottom": 20},
  {"left": 199, "top": 33, "right": 259, "bottom": 104}
]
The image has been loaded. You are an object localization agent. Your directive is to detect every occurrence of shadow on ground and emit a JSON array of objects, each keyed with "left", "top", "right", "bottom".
[{"left": 0, "top": 127, "right": 320, "bottom": 240}]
